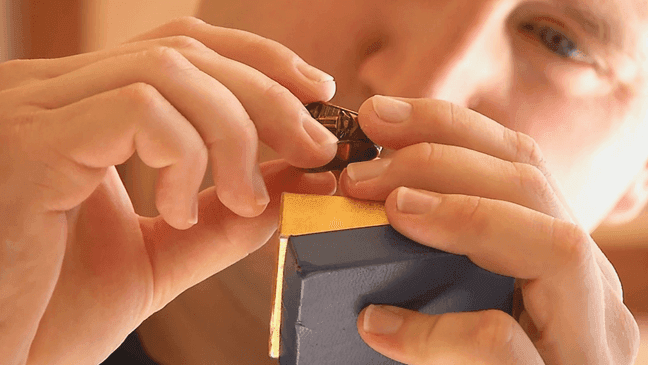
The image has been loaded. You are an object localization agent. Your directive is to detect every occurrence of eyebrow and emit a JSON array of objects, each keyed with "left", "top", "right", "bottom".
[
  {"left": 562, "top": 3, "right": 622, "bottom": 50},
  {"left": 565, "top": 6, "right": 610, "bottom": 43}
]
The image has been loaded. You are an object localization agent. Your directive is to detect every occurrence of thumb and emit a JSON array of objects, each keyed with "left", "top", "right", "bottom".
[{"left": 139, "top": 159, "right": 336, "bottom": 312}]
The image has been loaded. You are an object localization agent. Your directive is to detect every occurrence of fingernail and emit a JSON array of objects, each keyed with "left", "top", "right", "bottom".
[
  {"left": 346, "top": 158, "right": 391, "bottom": 183},
  {"left": 372, "top": 95, "right": 412, "bottom": 123},
  {"left": 396, "top": 187, "right": 441, "bottom": 214},
  {"left": 363, "top": 305, "right": 404, "bottom": 335},
  {"left": 189, "top": 195, "right": 199, "bottom": 225},
  {"left": 297, "top": 63, "right": 335, "bottom": 83},
  {"left": 302, "top": 112, "right": 339, "bottom": 147},
  {"left": 251, "top": 164, "right": 270, "bottom": 206}
]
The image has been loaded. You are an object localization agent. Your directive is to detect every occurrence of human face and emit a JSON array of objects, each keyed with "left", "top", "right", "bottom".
[{"left": 198, "top": 0, "right": 648, "bottom": 231}]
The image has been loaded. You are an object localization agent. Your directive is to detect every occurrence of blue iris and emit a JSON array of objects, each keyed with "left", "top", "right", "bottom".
[{"left": 522, "top": 23, "right": 578, "bottom": 58}]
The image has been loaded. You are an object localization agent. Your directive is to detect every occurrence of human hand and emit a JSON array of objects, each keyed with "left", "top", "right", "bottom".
[
  {"left": 339, "top": 96, "right": 640, "bottom": 364},
  {"left": 0, "top": 17, "right": 338, "bottom": 365}
]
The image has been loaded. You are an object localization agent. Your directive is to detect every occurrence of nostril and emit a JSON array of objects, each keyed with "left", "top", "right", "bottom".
[
  {"left": 364, "top": 39, "right": 384, "bottom": 57},
  {"left": 358, "top": 30, "right": 388, "bottom": 60}
]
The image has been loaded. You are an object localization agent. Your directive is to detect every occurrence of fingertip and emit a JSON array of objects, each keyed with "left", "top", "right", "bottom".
[
  {"left": 216, "top": 184, "right": 269, "bottom": 218},
  {"left": 154, "top": 185, "right": 196, "bottom": 231},
  {"left": 356, "top": 305, "right": 408, "bottom": 362},
  {"left": 298, "top": 171, "right": 338, "bottom": 195},
  {"left": 358, "top": 96, "right": 376, "bottom": 115},
  {"left": 301, "top": 112, "right": 339, "bottom": 151},
  {"left": 357, "top": 306, "right": 368, "bottom": 332},
  {"left": 320, "top": 79, "right": 337, "bottom": 102},
  {"left": 359, "top": 95, "right": 393, "bottom": 122},
  {"left": 157, "top": 205, "right": 196, "bottom": 231},
  {"left": 297, "top": 62, "right": 334, "bottom": 83},
  {"left": 292, "top": 63, "right": 337, "bottom": 103},
  {"left": 251, "top": 163, "right": 271, "bottom": 206},
  {"left": 384, "top": 187, "right": 401, "bottom": 211},
  {"left": 189, "top": 194, "right": 199, "bottom": 225}
]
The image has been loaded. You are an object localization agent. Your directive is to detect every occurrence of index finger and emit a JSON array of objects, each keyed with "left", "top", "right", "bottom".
[
  {"left": 131, "top": 17, "right": 337, "bottom": 103},
  {"left": 357, "top": 96, "right": 621, "bottom": 292},
  {"left": 3, "top": 17, "right": 336, "bottom": 104},
  {"left": 357, "top": 96, "right": 577, "bottom": 223}
]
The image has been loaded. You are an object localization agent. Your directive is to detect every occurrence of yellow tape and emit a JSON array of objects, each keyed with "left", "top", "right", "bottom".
[{"left": 270, "top": 193, "right": 389, "bottom": 358}]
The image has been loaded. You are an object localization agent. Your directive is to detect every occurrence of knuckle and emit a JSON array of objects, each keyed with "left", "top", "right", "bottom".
[
  {"left": 194, "top": 142, "right": 209, "bottom": 166},
  {"left": 420, "top": 142, "right": 445, "bottom": 166},
  {"left": 513, "top": 131, "right": 545, "bottom": 167},
  {"left": 259, "top": 82, "right": 301, "bottom": 126},
  {"left": 238, "top": 119, "right": 260, "bottom": 146},
  {"left": 244, "top": 33, "right": 296, "bottom": 63},
  {"left": 512, "top": 132, "right": 557, "bottom": 186},
  {"left": 0, "top": 59, "right": 21, "bottom": 79},
  {"left": 431, "top": 193, "right": 490, "bottom": 250},
  {"left": 413, "top": 313, "right": 450, "bottom": 361},
  {"left": 164, "top": 35, "right": 208, "bottom": 53},
  {"left": 213, "top": 116, "right": 258, "bottom": 150},
  {"left": 447, "top": 101, "right": 464, "bottom": 129},
  {"left": 512, "top": 162, "right": 552, "bottom": 202},
  {"left": 262, "top": 82, "right": 292, "bottom": 102},
  {"left": 0, "top": 59, "right": 35, "bottom": 90},
  {"left": 457, "top": 196, "right": 490, "bottom": 238},
  {"left": 441, "top": 195, "right": 488, "bottom": 240},
  {"left": 4, "top": 112, "right": 37, "bottom": 144},
  {"left": 119, "top": 83, "right": 162, "bottom": 116},
  {"left": 4, "top": 112, "right": 47, "bottom": 163},
  {"left": 551, "top": 219, "right": 592, "bottom": 269},
  {"left": 471, "top": 310, "right": 516, "bottom": 356},
  {"left": 601, "top": 294, "right": 640, "bottom": 364},
  {"left": 165, "top": 16, "right": 206, "bottom": 31},
  {"left": 0, "top": 58, "right": 29, "bottom": 74},
  {"left": 181, "top": 137, "right": 209, "bottom": 172},
  {"left": 145, "top": 46, "right": 194, "bottom": 73}
]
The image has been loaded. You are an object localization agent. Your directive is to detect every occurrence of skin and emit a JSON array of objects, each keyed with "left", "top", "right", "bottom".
[
  {"left": 0, "top": 0, "right": 647, "bottom": 364},
  {"left": 142, "top": 0, "right": 646, "bottom": 363}
]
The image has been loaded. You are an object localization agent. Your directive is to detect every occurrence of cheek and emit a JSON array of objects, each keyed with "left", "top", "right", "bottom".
[
  {"left": 545, "top": 64, "right": 612, "bottom": 97},
  {"left": 508, "top": 88, "right": 645, "bottom": 230}
]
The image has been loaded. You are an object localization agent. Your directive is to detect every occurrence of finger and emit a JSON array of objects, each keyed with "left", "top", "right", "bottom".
[
  {"left": 357, "top": 96, "right": 578, "bottom": 224},
  {"left": 137, "top": 159, "right": 336, "bottom": 311},
  {"left": 25, "top": 168, "right": 156, "bottom": 365},
  {"left": 3, "top": 32, "right": 339, "bottom": 170},
  {"left": 130, "top": 17, "right": 336, "bottom": 102},
  {"left": 31, "top": 83, "right": 207, "bottom": 230},
  {"left": 165, "top": 36, "right": 338, "bottom": 170},
  {"left": 384, "top": 187, "right": 592, "bottom": 280},
  {"left": 357, "top": 306, "right": 544, "bottom": 365},
  {"left": 3, "top": 17, "right": 335, "bottom": 104},
  {"left": 23, "top": 49, "right": 263, "bottom": 217},
  {"left": 340, "top": 142, "right": 569, "bottom": 221},
  {"left": 353, "top": 96, "right": 621, "bottom": 296},
  {"left": 385, "top": 187, "right": 610, "bottom": 361},
  {"left": 385, "top": 187, "right": 640, "bottom": 363},
  {"left": 70, "top": 37, "right": 339, "bottom": 168},
  {"left": 30, "top": 41, "right": 339, "bottom": 209}
]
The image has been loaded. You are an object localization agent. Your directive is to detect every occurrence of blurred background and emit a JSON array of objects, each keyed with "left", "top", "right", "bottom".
[{"left": 1, "top": 0, "right": 647, "bottom": 363}]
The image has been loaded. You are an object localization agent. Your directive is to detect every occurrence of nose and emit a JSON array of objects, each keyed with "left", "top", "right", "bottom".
[{"left": 357, "top": 0, "right": 512, "bottom": 110}]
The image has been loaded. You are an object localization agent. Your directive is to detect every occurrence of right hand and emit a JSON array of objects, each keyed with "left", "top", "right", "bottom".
[{"left": 0, "top": 16, "right": 338, "bottom": 365}]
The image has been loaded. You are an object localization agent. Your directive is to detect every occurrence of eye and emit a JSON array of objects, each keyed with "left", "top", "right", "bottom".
[{"left": 520, "top": 22, "right": 589, "bottom": 62}]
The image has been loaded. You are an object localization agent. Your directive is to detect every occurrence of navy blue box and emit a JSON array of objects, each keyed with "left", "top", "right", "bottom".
[{"left": 278, "top": 224, "right": 515, "bottom": 365}]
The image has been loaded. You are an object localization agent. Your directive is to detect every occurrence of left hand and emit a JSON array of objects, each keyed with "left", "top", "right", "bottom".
[{"left": 339, "top": 96, "right": 640, "bottom": 364}]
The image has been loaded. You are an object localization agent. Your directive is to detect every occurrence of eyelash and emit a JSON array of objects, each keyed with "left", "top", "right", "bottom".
[{"left": 519, "top": 22, "right": 592, "bottom": 64}]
